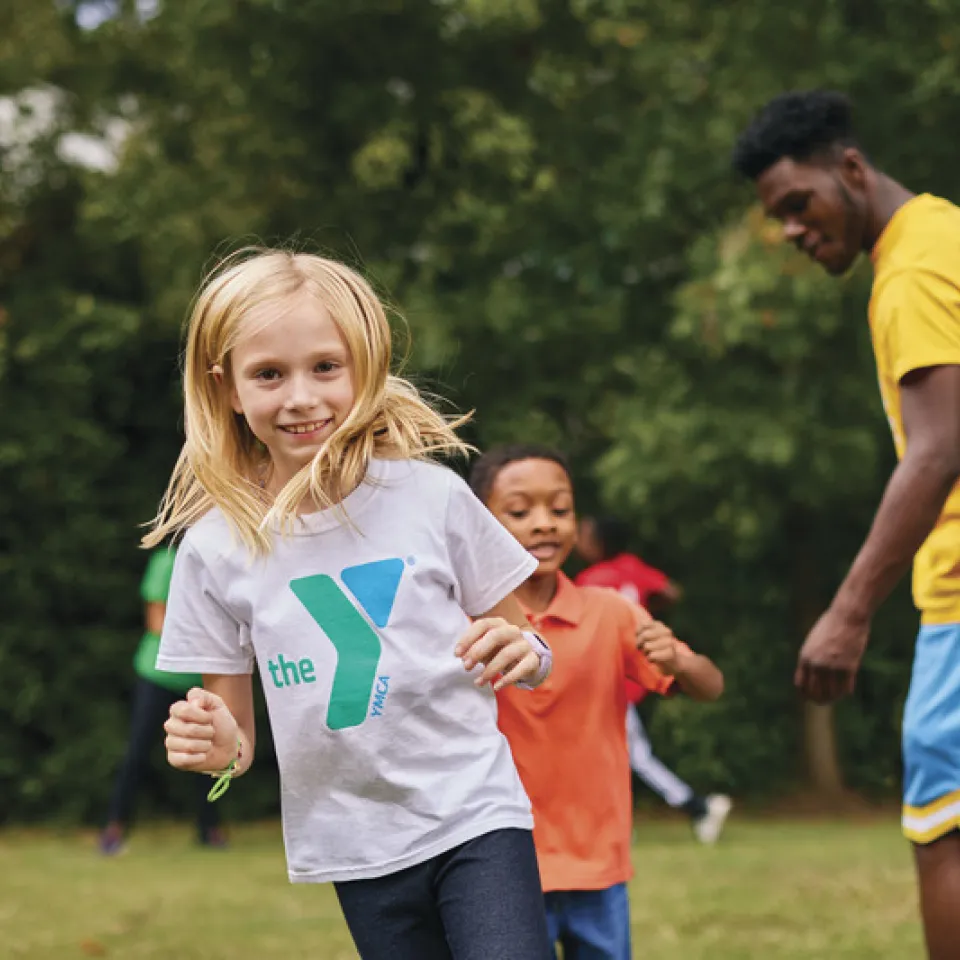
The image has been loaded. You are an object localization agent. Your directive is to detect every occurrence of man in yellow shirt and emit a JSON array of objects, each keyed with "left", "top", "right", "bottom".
[{"left": 733, "top": 90, "right": 960, "bottom": 959}]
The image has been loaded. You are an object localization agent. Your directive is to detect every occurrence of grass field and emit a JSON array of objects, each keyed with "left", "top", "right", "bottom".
[{"left": 1, "top": 816, "right": 923, "bottom": 959}]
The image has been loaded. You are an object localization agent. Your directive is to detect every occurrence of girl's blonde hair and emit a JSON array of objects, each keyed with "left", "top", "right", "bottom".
[{"left": 143, "top": 248, "right": 470, "bottom": 553}]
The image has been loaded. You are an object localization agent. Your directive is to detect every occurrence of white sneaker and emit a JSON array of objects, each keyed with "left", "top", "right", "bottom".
[{"left": 693, "top": 794, "right": 732, "bottom": 844}]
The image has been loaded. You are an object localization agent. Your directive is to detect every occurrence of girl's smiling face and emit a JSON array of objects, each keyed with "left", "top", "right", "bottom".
[
  {"left": 485, "top": 457, "right": 576, "bottom": 578},
  {"left": 227, "top": 292, "right": 356, "bottom": 489}
]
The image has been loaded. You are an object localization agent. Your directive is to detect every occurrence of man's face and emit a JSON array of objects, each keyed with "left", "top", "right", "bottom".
[{"left": 756, "top": 152, "right": 867, "bottom": 276}]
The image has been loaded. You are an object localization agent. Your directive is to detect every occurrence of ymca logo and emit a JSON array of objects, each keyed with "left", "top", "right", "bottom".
[{"left": 289, "top": 558, "right": 404, "bottom": 731}]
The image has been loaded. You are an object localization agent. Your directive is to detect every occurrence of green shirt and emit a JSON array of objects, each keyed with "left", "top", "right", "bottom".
[{"left": 132, "top": 548, "right": 202, "bottom": 693}]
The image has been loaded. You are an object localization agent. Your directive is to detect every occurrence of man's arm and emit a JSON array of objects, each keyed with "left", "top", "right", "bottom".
[
  {"left": 834, "top": 365, "right": 960, "bottom": 618},
  {"left": 797, "top": 364, "right": 960, "bottom": 702}
]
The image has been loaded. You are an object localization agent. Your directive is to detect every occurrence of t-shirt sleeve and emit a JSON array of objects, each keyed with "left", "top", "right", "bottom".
[
  {"left": 445, "top": 473, "right": 538, "bottom": 617},
  {"left": 635, "top": 562, "right": 670, "bottom": 597},
  {"left": 874, "top": 269, "right": 960, "bottom": 384},
  {"left": 140, "top": 548, "right": 177, "bottom": 604},
  {"left": 156, "top": 539, "right": 255, "bottom": 675}
]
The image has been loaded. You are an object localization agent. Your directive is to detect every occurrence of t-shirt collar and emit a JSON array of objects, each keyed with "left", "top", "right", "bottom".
[
  {"left": 519, "top": 572, "right": 583, "bottom": 627},
  {"left": 289, "top": 457, "right": 390, "bottom": 535},
  {"left": 871, "top": 193, "right": 930, "bottom": 264}
]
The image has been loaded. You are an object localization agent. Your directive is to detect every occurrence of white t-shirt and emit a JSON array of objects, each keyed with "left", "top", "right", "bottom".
[{"left": 157, "top": 458, "right": 538, "bottom": 883}]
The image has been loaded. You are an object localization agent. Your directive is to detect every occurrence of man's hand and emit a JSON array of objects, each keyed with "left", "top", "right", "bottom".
[
  {"left": 792, "top": 365, "right": 960, "bottom": 705},
  {"left": 795, "top": 607, "right": 870, "bottom": 703}
]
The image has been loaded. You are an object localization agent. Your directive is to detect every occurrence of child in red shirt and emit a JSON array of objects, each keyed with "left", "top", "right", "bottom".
[
  {"left": 576, "top": 515, "right": 681, "bottom": 613},
  {"left": 577, "top": 515, "right": 732, "bottom": 844},
  {"left": 470, "top": 444, "right": 724, "bottom": 960}
]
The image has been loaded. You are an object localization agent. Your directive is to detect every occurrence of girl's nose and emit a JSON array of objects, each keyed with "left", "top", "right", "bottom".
[{"left": 284, "top": 373, "right": 319, "bottom": 410}]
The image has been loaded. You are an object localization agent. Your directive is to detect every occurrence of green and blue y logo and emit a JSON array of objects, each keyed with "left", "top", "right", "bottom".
[{"left": 289, "top": 558, "right": 404, "bottom": 731}]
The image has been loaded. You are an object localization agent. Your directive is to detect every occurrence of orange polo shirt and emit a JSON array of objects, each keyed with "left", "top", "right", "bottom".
[{"left": 496, "top": 573, "right": 675, "bottom": 892}]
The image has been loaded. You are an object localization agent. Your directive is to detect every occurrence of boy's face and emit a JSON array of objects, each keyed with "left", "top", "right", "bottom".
[{"left": 485, "top": 458, "right": 576, "bottom": 578}]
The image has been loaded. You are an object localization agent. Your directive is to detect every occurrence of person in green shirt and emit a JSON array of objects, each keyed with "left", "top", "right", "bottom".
[{"left": 99, "top": 547, "right": 226, "bottom": 854}]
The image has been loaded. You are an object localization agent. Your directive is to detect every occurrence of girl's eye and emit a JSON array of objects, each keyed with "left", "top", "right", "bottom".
[
  {"left": 315, "top": 361, "right": 340, "bottom": 374},
  {"left": 554, "top": 508, "right": 572, "bottom": 517},
  {"left": 255, "top": 368, "right": 281, "bottom": 381},
  {"left": 507, "top": 510, "right": 528, "bottom": 520}
]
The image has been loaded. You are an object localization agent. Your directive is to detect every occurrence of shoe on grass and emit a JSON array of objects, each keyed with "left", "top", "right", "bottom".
[
  {"left": 98, "top": 824, "right": 126, "bottom": 857},
  {"left": 199, "top": 827, "right": 229, "bottom": 849},
  {"left": 693, "top": 794, "right": 732, "bottom": 844}
]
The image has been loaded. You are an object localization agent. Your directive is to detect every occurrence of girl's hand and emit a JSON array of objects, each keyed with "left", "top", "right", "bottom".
[
  {"left": 164, "top": 687, "right": 240, "bottom": 773},
  {"left": 455, "top": 619, "right": 545, "bottom": 691},
  {"left": 637, "top": 621, "right": 690, "bottom": 677}
]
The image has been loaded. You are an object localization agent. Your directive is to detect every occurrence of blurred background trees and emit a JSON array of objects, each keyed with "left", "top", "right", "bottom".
[{"left": 3, "top": 0, "right": 956, "bottom": 819}]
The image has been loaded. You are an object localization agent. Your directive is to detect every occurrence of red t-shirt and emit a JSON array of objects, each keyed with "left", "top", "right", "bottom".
[
  {"left": 574, "top": 553, "right": 669, "bottom": 606},
  {"left": 575, "top": 554, "right": 671, "bottom": 704}
]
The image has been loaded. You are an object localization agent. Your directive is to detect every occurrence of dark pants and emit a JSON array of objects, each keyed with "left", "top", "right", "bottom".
[
  {"left": 105, "top": 677, "right": 220, "bottom": 836},
  {"left": 334, "top": 828, "right": 552, "bottom": 960}
]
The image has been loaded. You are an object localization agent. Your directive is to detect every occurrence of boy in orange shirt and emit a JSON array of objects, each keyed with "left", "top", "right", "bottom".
[{"left": 470, "top": 444, "right": 724, "bottom": 960}]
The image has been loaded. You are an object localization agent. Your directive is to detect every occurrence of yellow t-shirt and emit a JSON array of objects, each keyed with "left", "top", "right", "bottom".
[{"left": 869, "top": 194, "right": 960, "bottom": 623}]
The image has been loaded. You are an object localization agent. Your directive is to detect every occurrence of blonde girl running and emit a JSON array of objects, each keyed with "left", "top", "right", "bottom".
[{"left": 148, "top": 250, "right": 553, "bottom": 960}]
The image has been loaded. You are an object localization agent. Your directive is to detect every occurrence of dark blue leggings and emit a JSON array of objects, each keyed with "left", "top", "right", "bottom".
[{"left": 334, "top": 828, "right": 552, "bottom": 960}]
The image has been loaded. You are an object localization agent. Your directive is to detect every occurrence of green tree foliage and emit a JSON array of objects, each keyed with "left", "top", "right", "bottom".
[{"left": 2, "top": 0, "right": 958, "bottom": 818}]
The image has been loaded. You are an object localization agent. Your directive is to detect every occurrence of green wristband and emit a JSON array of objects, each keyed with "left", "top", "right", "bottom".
[{"left": 206, "top": 739, "right": 242, "bottom": 803}]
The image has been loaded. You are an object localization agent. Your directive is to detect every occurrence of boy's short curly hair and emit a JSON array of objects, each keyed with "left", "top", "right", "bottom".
[
  {"left": 469, "top": 444, "right": 571, "bottom": 505},
  {"left": 732, "top": 90, "right": 861, "bottom": 180}
]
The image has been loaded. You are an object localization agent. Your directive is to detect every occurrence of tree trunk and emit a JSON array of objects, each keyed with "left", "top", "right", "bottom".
[
  {"left": 802, "top": 701, "right": 846, "bottom": 798},
  {"left": 791, "top": 516, "right": 847, "bottom": 801}
]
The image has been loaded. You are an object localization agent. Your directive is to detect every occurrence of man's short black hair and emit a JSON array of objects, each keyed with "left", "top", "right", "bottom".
[
  {"left": 591, "top": 516, "right": 631, "bottom": 559},
  {"left": 732, "top": 90, "right": 860, "bottom": 181},
  {"left": 469, "top": 443, "right": 571, "bottom": 504}
]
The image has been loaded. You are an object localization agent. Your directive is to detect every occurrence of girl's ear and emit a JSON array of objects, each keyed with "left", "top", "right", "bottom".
[{"left": 211, "top": 364, "right": 243, "bottom": 415}]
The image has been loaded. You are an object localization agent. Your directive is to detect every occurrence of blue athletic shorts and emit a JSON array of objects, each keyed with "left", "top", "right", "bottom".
[
  {"left": 902, "top": 622, "right": 960, "bottom": 844},
  {"left": 544, "top": 883, "right": 631, "bottom": 960}
]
